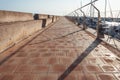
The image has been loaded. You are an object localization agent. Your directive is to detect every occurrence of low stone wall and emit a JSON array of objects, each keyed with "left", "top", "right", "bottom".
[
  {"left": 0, "top": 11, "right": 60, "bottom": 53},
  {"left": 52, "top": 16, "right": 56, "bottom": 22},
  {"left": 46, "top": 18, "right": 53, "bottom": 26},
  {"left": 0, "top": 20, "right": 42, "bottom": 52},
  {"left": 0, "top": 10, "right": 33, "bottom": 23}
]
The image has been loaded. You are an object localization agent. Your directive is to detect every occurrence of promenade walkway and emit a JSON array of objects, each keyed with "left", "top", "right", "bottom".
[{"left": 0, "top": 17, "right": 120, "bottom": 80}]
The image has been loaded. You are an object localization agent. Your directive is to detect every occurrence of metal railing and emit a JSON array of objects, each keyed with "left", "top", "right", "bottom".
[{"left": 66, "top": 0, "right": 105, "bottom": 38}]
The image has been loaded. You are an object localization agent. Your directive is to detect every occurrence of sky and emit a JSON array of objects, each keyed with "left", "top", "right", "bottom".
[{"left": 0, "top": 0, "right": 120, "bottom": 16}]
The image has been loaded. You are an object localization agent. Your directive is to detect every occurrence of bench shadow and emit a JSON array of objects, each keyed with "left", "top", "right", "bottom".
[{"left": 58, "top": 38, "right": 102, "bottom": 80}]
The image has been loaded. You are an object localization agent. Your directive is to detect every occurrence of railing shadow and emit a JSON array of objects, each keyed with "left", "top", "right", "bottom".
[
  {"left": 58, "top": 38, "right": 102, "bottom": 80},
  {"left": 29, "top": 29, "right": 82, "bottom": 45}
]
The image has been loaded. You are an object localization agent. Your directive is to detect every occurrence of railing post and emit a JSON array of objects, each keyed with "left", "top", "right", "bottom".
[
  {"left": 75, "top": 11, "right": 80, "bottom": 25},
  {"left": 91, "top": 4, "right": 104, "bottom": 38},
  {"left": 80, "top": 9, "right": 87, "bottom": 30},
  {"left": 72, "top": 12, "right": 77, "bottom": 24}
]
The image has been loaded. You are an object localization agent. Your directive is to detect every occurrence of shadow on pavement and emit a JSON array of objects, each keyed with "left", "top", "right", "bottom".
[
  {"left": 29, "top": 29, "right": 82, "bottom": 45},
  {"left": 58, "top": 38, "right": 102, "bottom": 80}
]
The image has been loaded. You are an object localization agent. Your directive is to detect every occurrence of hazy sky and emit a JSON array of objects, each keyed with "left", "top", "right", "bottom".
[{"left": 0, "top": 0, "right": 120, "bottom": 16}]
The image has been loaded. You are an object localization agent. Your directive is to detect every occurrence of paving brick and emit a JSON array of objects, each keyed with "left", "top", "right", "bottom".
[
  {"left": 86, "top": 57, "right": 104, "bottom": 65},
  {"left": 0, "top": 74, "right": 2, "bottom": 80},
  {"left": 28, "top": 58, "right": 48, "bottom": 65},
  {"left": 84, "top": 73, "right": 97, "bottom": 80},
  {"left": 37, "top": 45, "right": 46, "bottom": 48},
  {"left": 46, "top": 74, "right": 58, "bottom": 80},
  {"left": 40, "top": 52, "right": 53, "bottom": 57},
  {"left": 64, "top": 74, "right": 77, "bottom": 80},
  {"left": 15, "top": 64, "right": 33, "bottom": 73},
  {"left": 0, "top": 74, "right": 21, "bottom": 80},
  {"left": 100, "top": 64, "right": 118, "bottom": 72},
  {"left": 38, "top": 48, "right": 48, "bottom": 52},
  {"left": 28, "top": 52, "right": 40, "bottom": 58},
  {"left": 47, "top": 45, "right": 56, "bottom": 48},
  {"left": 57, "top": 46, "right": 66, "bottom": 48},
  {"left": 59, "top": 57, "right": 73, "bottom": 65},
  {"left": 5, "top": 57, "right": 28, "bottom": 65},
  {"left": 37, "top": 73, "right": 48, "bottom": 80},
  {"left": 103, "top": 52, "right": 117, "bottom": 57},
  {"left": 47, "top": 57, "right": 60, "bottom": 64},
  {"left": 97, "top": 73, "right": 117, "bottom": 80},
  {"left": 55, "top": 51, "right": 67, "bottom": 57},
  {"left": 92, "top": 51, "right": 103, "bottom": 57},
  {"left": 49, "top": 64, "right": 67, "bottom": 73},
  {"left": 15, "top": 51, "right": 29, "bottom": 57},
  {"left": 84, "top": 64, "right": 103, "bottom": 72},
  {"left": 50, "top": 48, "right": 59, "bottom": 52},
  {"left": 29, "top": 53, "right": 40, "bottom": 58},
  {"left": 20, "top": 74, "right": 38, "bottom": 80},
  {"left": 32, "top": 65, "right": 49, "bottom": 73},
  {"left": 77, "top": 73, "right": 86, "bottom": 80},
  {"left": 102, "top": 57, "right": 115, "bottom": 64},
  {"left": 0, "top": 64, "right": 17, "bottom": 73},
  {"left": 0, "top": 74, "right": 14, "bottom": 80},
  {"left": 66, "top": 52, "right": 77, "bottom": 58},
  {"left": 38, "top": 73, "right": 58, "bottom": 80}
]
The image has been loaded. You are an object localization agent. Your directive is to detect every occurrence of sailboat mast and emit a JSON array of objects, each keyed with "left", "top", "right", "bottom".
[
  {"left": 104, "top": 0, "right": 107, "bottom": 23},
  {"left": 81, "top": 0, "right": 82, "bottom": 17},
  {"left": 90, "top": 0, "right": 92, "bottom": 17}
]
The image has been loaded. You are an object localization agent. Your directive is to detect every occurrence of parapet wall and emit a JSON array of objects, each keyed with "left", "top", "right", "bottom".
[
  {"left": 0, "top": 11, "right": 60, "bottom": 53},
  {"left": 46, "top": 18, "right": 53, "bottom": 26},
  {"left": 0, "top": 10, "right": 33, "bottom": 23},
  {"left": 0, "top": 20, "right": 42, "bottom": 52}
]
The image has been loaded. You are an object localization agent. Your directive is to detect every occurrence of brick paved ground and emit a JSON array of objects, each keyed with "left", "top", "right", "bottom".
[{"left": 0, "top": 17, "right": 120, "bottom": 80}]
